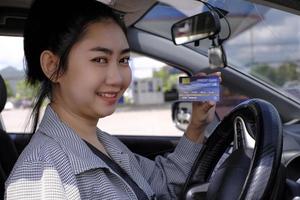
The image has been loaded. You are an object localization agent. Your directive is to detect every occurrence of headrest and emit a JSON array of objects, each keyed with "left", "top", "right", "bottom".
[{"left": 0, "top": 75, "right": 7, "bottom": 112}]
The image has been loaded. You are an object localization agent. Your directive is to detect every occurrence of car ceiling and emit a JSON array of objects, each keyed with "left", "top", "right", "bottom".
[
  {"left": 0, "top": 0, "right": 31, "bottom": 8},
  {"left": 1, "top": 0, "right": 300, "bottom": 36}
]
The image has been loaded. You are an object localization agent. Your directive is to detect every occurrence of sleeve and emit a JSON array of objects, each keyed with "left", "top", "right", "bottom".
[
  {"left": 5, "top": 161, "right": 68, "bottom": 200},
  {"left": 135, "top": 135, "right": 203, "bottom": 199}
]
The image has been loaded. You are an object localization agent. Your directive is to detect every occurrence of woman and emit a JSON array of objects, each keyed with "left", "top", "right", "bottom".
[{"left": 5, "top": 0, "right": 217, "bottom": 199}]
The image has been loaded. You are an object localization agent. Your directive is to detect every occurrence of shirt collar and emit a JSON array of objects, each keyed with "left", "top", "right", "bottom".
[
  {"left": 38, "top": 105, "right": 129, "bottom": 175},
  {"left": 38, "top": 105, "right": 155, "bottom": 198}
]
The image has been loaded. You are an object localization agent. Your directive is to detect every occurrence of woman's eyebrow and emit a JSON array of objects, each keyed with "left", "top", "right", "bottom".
[
  {"left": 89, "top": 47, "right": 130, "bottom": 55},
  {"left": 89, "top": 47, "right": 112, "bottom": 55},
  {"left": 121, "top": 48, "right": 131, "bottom": 55}
]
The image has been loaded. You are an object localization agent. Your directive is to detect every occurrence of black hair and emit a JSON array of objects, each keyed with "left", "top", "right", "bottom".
[{"left": 24, "top": 0, "right": 127, "bottom": 133}]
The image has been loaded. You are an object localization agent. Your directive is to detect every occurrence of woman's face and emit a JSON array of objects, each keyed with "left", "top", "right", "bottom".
[{"left": 54, "top": 19, "right": 131, "bottom": 120}]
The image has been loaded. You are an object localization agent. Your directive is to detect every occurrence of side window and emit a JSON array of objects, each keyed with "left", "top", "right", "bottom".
[
  {"left": 98, "top": 52, "right": 185, "bottom": 136},
  {"left": 0, "top": 36, "right": 32, "bottom": 132},
  {"left": 1, "top": 40, "right": 186, "bottom": 137},
  {"left": 216, "top": 85, "right": 249, "bottom": 119}
]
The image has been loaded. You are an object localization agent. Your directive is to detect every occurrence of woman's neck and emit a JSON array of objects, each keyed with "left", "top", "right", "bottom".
[
  {"left": 50, "top": 102, "right": 96, "bottom": 133},
  {"left": 50, "top": 102, "right": 109, "bottom": 156},
  {"left": 49, "top": 102, "right": 110, "bottom": 156}
]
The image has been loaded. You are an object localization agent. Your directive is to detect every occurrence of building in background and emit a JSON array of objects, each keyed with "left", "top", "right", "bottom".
[{"left": 132, "top": 78, "right": 164, "bottom": 105}]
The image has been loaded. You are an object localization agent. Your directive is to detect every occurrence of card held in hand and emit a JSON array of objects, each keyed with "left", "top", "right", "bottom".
[{"left": 178, "top": 75, "right": 220, "bottom": 102}]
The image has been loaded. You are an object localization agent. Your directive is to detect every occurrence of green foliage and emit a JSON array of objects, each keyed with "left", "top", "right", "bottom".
[
  {"left": 16, "top": 80, "right": 39, "bottom": 100},
  {"left": 153, "top": 67, "right": 179, "bottom": 92},
  {"left": 4, "top": 80, "right": 14, "bottom": 97},
  {"left": 277, "top": 62, "right": 299, "bottom": 86},
  {"left": 250, "top": 62, "right": 300, "bottom": 87}
]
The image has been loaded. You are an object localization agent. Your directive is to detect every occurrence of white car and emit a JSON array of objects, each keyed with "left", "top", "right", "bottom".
[{"left": 4, "top": 101, "right": 14, "bottom": 110}]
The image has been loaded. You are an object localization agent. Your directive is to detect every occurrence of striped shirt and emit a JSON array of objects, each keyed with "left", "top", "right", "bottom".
[{"left": 5, "top": 105, "right": 202, "bottom": 200}]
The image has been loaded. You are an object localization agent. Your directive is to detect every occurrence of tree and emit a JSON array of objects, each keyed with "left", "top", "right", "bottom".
[
  {"left": 250, "top": 64, "right": 277, "bottom": 86},
  {"left": 153, "top": 67, "right": 180, "bottom": 92},
  {"left": 276, "top": 62, "right": 299, "bottom": 86},
  {"left": 16, "top": 80, "right": 39, "bottom": 100},
  {"left": 250, "top": 62, "right": 300, "bottom": 87},
  {"left": 4, "top": 80, "right": 14, "bottom": 97}
]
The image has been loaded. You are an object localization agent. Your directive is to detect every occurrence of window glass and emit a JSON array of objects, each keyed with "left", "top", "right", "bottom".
[
  {"left": 223, "top": 4, "right": 300, "bottom": 103},
  {"left": 0, "top": 37, "right": 184, "bottom": 136},
  {"left": 216, "top": 85, "right": 249, "bottom": 119},
  {"left": 136, "top": 1, "right": 300, "bottom": 103},
  {"left": 0, "top": 36, "right": 32, "bottom": 132}
]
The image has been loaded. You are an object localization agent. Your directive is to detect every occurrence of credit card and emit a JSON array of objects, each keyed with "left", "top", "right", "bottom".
[{"left": 178, "top": 76, "right": 220, "bottom": 102}]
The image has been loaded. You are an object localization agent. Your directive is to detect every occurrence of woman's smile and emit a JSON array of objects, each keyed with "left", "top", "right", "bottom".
[{"left": 96, "top": 91, "right": 119, "bottom": 105}]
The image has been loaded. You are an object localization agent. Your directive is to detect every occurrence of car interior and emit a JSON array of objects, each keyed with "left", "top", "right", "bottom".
[{"left": 1, "top": 0, "right": 300, "bottom": 199}]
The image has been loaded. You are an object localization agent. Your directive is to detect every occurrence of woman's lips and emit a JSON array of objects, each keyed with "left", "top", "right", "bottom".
[{"left": 96, "top": 92, "right": 119, "bottom": 104}]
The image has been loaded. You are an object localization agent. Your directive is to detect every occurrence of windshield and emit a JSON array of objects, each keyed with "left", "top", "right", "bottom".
[{"left": 135, "top": 0, "right": 300, "bottom": 103}]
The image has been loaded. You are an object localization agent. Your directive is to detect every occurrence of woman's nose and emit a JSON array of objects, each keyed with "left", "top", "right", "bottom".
[{"left": 106, "top": 64, "right": 123, "bottom": 86}]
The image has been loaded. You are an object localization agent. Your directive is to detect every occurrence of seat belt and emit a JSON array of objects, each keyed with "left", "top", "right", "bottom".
[{"left": 85, "top": 141, "right": 150, "bottom": 200}]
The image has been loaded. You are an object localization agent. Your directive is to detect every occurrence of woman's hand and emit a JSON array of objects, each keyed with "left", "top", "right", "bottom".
[{"left": 185, "top": 72, "right": 221, "bottom": 143}]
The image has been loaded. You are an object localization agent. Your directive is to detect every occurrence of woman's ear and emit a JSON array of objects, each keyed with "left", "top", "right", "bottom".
[{"left": 40, "top": 50, "right": 60, "bottom": 82}]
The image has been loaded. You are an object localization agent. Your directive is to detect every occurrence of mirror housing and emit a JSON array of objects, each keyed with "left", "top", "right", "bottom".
[
  {"left": 208, "top": 45, "right": 227, "bottom": 68},
  {"left": 171, "top": 11, "right": 221, "bottom": 45}
]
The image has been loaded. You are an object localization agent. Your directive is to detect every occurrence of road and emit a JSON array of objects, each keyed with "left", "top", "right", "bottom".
[{"left": 2, "top": 103, "right": 183, "bottom": 136}]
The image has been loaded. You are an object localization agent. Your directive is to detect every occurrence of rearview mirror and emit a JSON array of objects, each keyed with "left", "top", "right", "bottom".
[{"left": 171, "top": 11, "right": 220, "bottom": 45}]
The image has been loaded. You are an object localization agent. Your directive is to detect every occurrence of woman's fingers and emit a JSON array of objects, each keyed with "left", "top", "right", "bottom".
[
  {"left": 193, "top": 101, "right": 215, "bottom": 112},
  {"left": 194, "top": 71, "right": 222, "bottom": 83}
]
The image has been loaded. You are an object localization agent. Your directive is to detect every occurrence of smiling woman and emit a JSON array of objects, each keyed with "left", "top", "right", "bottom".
[
  {"left": 3, "top": 0, "right": 218, "bottom": 199},
  {"left": 1, "top": 0, "right": 300, "bottom": 199}
]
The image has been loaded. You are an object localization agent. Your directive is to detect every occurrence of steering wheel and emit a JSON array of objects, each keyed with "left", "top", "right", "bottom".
[{"left": 181, "top": 99, "right": 283, "bottom": 200}]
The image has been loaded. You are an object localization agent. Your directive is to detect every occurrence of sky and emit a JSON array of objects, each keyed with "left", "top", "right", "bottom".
[
  {"left": 224, "top": 11, "right": 300, "bottom": 67},
  {"left": 0, "top": 36, "right": 24, "bottom": 71}
]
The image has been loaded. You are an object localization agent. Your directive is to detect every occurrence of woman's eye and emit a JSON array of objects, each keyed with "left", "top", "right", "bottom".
[
  {"left": 120, "top": 57, "right": 130, "bottom": 65},
  {"left": 92, "top": 57, "right": 107, "bottom": 64}
]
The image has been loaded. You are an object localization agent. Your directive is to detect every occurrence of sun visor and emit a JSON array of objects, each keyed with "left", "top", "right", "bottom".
[{"left": 96, "top": 0, "right": 157, "bottom": 26}]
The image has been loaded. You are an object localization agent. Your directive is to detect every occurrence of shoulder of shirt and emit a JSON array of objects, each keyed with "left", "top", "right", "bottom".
[
  {"left": 5, "top": 131, "right": 68, "bottom": 187},
  {"left": 12, "top": 130, "right": 66, "bottom": 169}
]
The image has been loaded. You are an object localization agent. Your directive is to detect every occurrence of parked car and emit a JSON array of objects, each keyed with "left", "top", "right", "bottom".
[
  {"left": 13, "top": 99, "right": 32, "bottom": 109},
  {"left": 0, "top": 0, "right": 300, "bottom": 199},
  {"left": 3, "top": 101, "right": 13, "bottom": 110}
]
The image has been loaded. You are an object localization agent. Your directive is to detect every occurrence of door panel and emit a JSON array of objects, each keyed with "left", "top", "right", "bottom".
[
  {"left": 8, "top": 133, "right": 180, "bottom": 160},
  {"left": 118, "top": 135, "right": 180, "bottom": 160}
]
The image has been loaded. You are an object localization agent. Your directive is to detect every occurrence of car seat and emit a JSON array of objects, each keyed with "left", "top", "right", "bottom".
[{"left": 0, "top": 74, "right": 19, "bottom": 198}]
